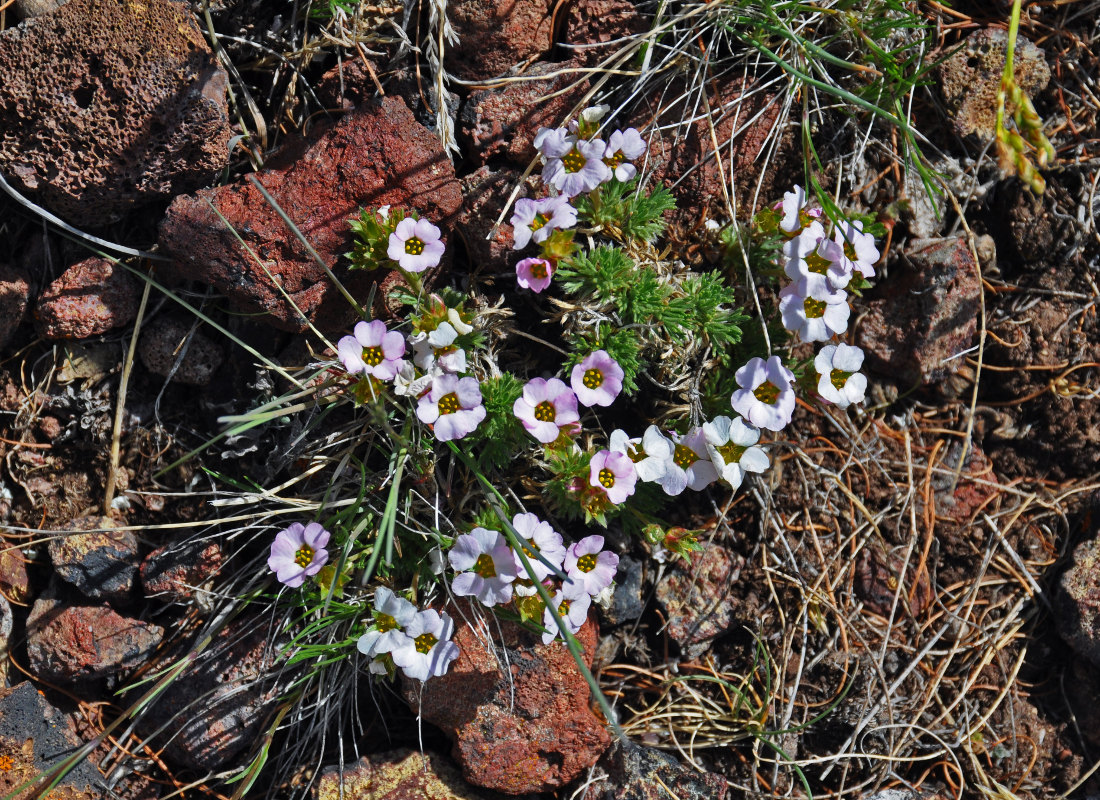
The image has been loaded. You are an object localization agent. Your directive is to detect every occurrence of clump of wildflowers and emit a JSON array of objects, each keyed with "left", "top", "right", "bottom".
[
  {"left": 449, "top": 527, "right": 520, "bottom": 606},
  {"left": 779, "top": 273, "right": 850, "bottom": 342},
  {"left": 511, "top": 196, "right": 577, "bottom": 250},
  {"left": 267, "top": 522, "right": 330, "bottom": 588},
  {"left": 535, "top": 128, "right": 611, "bottom": 196}
]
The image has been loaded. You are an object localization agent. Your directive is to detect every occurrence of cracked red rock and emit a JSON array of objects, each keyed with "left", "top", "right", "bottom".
[{"left": 34, "top": 257, "right": 140, "bottom": 340}]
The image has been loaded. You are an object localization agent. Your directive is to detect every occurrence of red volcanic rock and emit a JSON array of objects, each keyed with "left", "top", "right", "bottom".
[
  {"left": 35, "top": 257, "right": 140, "bottom": 340},
  {"left": 445, "top": 0, "right": 556, "bottom": 82},
  {"left": 459, "top": 59, "right": 591, "bottom": 167},
  {"left": 457, "top": 165, "right": 526, "bottom": 273},
  {"left": 855, "top": 236, "right": 981, "bottom": 387},
  {"left": 141, "top": 540, "right": 223, "bottom": 603},
  {"left": 0, "top": 0, "right": 230, "bottom": 226},
  {"left": 404, "top": 601, "right": 611, "bottom": 794},
  {"left": 27, "top": 592, "right": 164, "bottom": 685},
  {"left": 158, "top": 96, "right": 463, "bottom": 332},
  {"left": 564, "top": 0, "right": 648, "bottom": 65},
  {"left": 655, "top": 546, "right": 743, "bottom": 657}
]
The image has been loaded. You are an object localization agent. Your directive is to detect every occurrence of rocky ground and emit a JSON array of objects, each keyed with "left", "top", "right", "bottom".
[{"left": 0, "top": 0, "right": 1099, "bottom": 799}]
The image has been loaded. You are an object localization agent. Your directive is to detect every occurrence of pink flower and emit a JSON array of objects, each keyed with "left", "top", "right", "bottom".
[
  {"left": 337, "top": 320, "right": 406, "bottom": 380},
  {"left": 730, "top": 355, "right": 796, "bottom": 432},
  {"left": 588, "top": 449, "right": 636, "bottom": 505},
  {"left": 416, "top": 374, "right": 486, "bottom": 442},
  {"left": 821, "top": 220, "right": 879, "bottom": 287},
  {"left": 449, "top": 527, "right": 519, "bottom": 606},
  {"left": 516, "top": 257, "right": 554, "bottom": 293},
  {"left": 510, "top": 512, "right": 566, "bottom": 583},
  {"left": 563, "top": 534, "right": 619, "bottom": 596},
  {"left": 539, "top": 132, "right": 611, "bottom": 196},
  {"left": 267, "top": 522, "right": 330, "bottom": 588},
  {"left": 541, "top": 582, "right": 592, "bottom": 644},
  {"left": 511, "top": 195, "right": 577, "bottom": 250},
  {"left": 512, "top": 377, "right": 579, "bottom": 443},
  {"left": 602, "top": 128, "right": 647, "bottom": 182},
  {"left": 387, "top": 217, "right": 445, "bottom": 272},
  {"left": 571, "top": 350, "right": 624, "bottom": 407}
]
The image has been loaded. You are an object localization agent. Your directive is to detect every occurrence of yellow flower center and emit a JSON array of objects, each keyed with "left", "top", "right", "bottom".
[
  {"left": 534, "top": 400, "right": 556, "bottom": 422},
  {"left": 598, "top": 468, "right": 616, "bottom": 488},
  {"left": 673, "top": 444, "right": 698, "bottom": 469},
  {"left": 577, "top": 553, "right": 598, "bottom": 572},
  {"left": 558, "top": 599, "right": 572, "bottom": 615},
  {"left": 404, "top": 236, "right": 425, "bottom": 256},
  {"left": 803, "top": 297, "right": 827, "bottom": 319},
  {"left": 604, "top": 151, "right": 624, "bottom": 168},
  {"left": 294, "top": 545, "right": 314, "bottom": 568},
  {"left": 414, "top": 632, "right": 438, "bottom": 654},
  {"left": 753, "top": 381, "right": 780, "bottom": 404},
  {"left": 473, "top": 553, "right": 497, "bottom": 578},
  {"left": 806, "top": 251, "right": 830, "bottom": 274},
  {"left": 582, "top": 368, "right": 603, "bottom": 389},
  {"left": 717, "top": 442, "right": 748, "bottom": 464},
  {"left": 562, "top": 147, "right": 586, "bottom": 174},
  {"left": 376, "top": 612, "right": 398, "bottom": 632},
  {"left": 830, "top": 369, "right": 853, "bottom": 390},
  {"left": 530, "top": 212, "right": 550, "bottom": 232},
  {"left": 844, "top": 241, "right": 857, "bottom": 260},
  {"left": 438, "top": 392, "right": 460, "bottom": 415},
  {"left": 363, "top": 345, "right": 384, "bottom": 367}
]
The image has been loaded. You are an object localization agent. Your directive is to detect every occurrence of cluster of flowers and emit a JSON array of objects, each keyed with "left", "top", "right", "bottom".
[
  {"left": 511, "top": 106, "right": 647, "bottom": 293},
  {"left": 338, "top": 215, "right": 487, "bottom": 443},
  {"left": 773, "top": 185, "right": 875, "bottom": 414},
  {"left": 356, "top": 588, "right": 459, "bottom": 681},
  {"left": 449, "top": 514, "right": 619, "bottom": 647}
]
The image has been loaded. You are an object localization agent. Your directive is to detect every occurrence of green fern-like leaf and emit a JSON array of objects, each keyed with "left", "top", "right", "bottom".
[
  {"left": 556, "top": 246, "right": 635, "bottom": 305},
  {"left": 468, "top": 373, "right": 526, "bottom": 472}
]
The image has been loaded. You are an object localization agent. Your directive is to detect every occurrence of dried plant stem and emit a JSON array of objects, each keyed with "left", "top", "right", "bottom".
[{"left": 104, "top": 265, "right": 153, "bottom": 514}]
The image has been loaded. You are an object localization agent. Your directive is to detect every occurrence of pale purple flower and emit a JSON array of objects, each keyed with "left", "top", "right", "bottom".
[
  {"left": 702, "top": 416, "right": 769, "bottom": 489},
  {"left": 534, "top": 126, "right": 571, "bottom": 159},
  {"left": 731, "top": 355, "right": 797, "bottom": 432},
  {"left": 564, "top": 534, "right": 619, "bottom": 596},
  {"left": 389, "top": 608, "right": 460, "bottom": 681},
  {"left": 779, "top": 184, "right": 809, "bottom": 233},
  {"left": 602, "top": 128, "right": 647, "bottom": 182},
  {"left": 611, "top": 426, "right": 676, "bottom": 490},
  {"left": 516, "top": 257, "right": 554, "bottom": 293},
  {"left": 267, "top": 522, "right": 330, "bottom": 588},
  {"left": 541, "top": 582, "right": 592, "bottom": 644},
  {"left": 821, "top": 220, "right": 879, "bottom": 287},
  {"left": 416, "top": 374, "right": 486, "bottom": 442},
  {"left": 542, "top": 137, "right": 611, "bottom": 196},
  {"left": 511, "top": 195, "right": 577, "bottom": 250},
  {"left": 513, "top": 377, "right": 579, "bottom": 444},
  {"left": 411, "top": 322, "right": 467, "bottom": 374},
  {"left": 357, "top": 587, "right": 418, "bottom": 658},
  {"left": 588, "top": 449, "right": 636, "bottom": 505},
  {"left": 510, "top": 512, "right": 567, "bottom": 583},
  {"left": 782, "top": 220, "right": 831, "bottom": 281},
  {"left": 779, "top": 273, "right": 850, "bottom": 342},
  {"left": 337, "top": 320, "right": 406, "bottom": 380},
  {"left": 571, "top": 350, "right": 624, "bottom": 407},
  {"left": 815, "top": 343, "right": 868, "bottom": 409},
  {"left": 449, "top": 527, "right": 519, "bottom": 606},
  {"left": 659, "top": 427, "right": 719, "bottom": 495},
  {"left": 387, "top": 217, "right": 445, "bottom": 272}
]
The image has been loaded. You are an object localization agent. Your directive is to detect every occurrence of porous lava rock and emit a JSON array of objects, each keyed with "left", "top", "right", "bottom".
[
  {"left": 1056, "top": 535, "right": 1100, "bottom": 668},
  {"left": 48, "top": 515, "right": 139, "bottom": 603},
  {"left": 655, "top": 546, "right": 743, "bottom": 657},
  {"left": 158, "top": 96, "right": 463, "bottom": 332},
  {"left": 26, "top": 590, "right": 164, "bottom": 685},
  {"left": 855, "top": 237, "right": 981, "bottom": 387},
  {"left": 0, "top": 264, "right": 31, "bottom": 350},
  {"left": 0, "top": 681, "right": 104, "bottom": 799},
  {"left": 404, "top": 601, "right": 611, "bottom": 794},
  {"left": 138, "top": 314, "right": 225, "bottom": 386},
  {"left": 563, "top": 0, "right": 648, "bottom": 64},
  {"left": 35, "top": 256, "right": 140, "bottom": 340},
  {"left": 583, "top": 739, "right": 729, "bottom": 800},
  {"left": 938, "top": 28, "right": 1050, "bottom": 141},
  {"left": 0, "top": 0, "right": 231, "bottom": 226},
  {"left": 456, "top": 165, "right": 525, "bottom": 273},
  {"left": 444, "top": 0, "right": 556, "bottom": 82},
  {"left": 315, "top": 748, "right": 522, "bottom": 800},
  {"left": 136, "top": 617, "right": 283, "bottom": 771},
  {"left": 141, "top": 539, "right": 223, "bottom": 603},
  {"left": 459, "top": 59, "right": 590, "bottom": 167}
]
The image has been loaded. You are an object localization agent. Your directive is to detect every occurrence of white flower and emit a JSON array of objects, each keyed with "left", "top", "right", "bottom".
[
  {"left": 730, "top": 355, "right": 796, "bottom": 432},
  {"left": 449, "top": 527, "right": 519, "bottom": 606},
  {"left": 821, "top": 220, "right": 879, "bottom": 286},
  {"left": 511, "top": 195, "right": 577, "bottom": 250},
  {"left": 411, "top": 322, "right": 467, "bottom": 375},
  {"left": 389, "top": 608, "right": 460, "bottom": 681},
  {"left": 815, "top": 343, "right": 868, "bottom": 408},
  {"left": 510, "top": 512, "right": 566, "bottom": 584},
  {"left": 778, "top": 273, "right": 850, "bottom": 342},
  {"left": 662, "top": 427, "right": 719, "bottom": 495},
  {"left": 782, "top": 220, "right": 831, "bottom": 282},
  {"left": 387, "top": 217, "right": 445, "bottom": 273},
  {"left": 629, "top": 426, "right": 682, "bottom": 493},
  {"left": 563, "top": 534, "right": 619, "bottom": 596},
  {"left": 357, "top": 587, "right": 418, "bottom": 658},
  {"left": 541, "top": 582, "right": 592, "bottom": 645},
  {"left": 702, "top": 416, "right": 769, "bottom": 489},
  {"left": 540, "top": 133, "right": 611, "bottom": 196},
  {"left": 777, "top": 184, "right": 823, "bottom": 235},
  {"left": 415, "top": 374, "right": 486, "bottom": 442},
  {"left": 392, "top": 360, "right": 435, "bottom": 398},
  {"left": 602, "top": 128, "right": 647, "bottom": 182}
]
